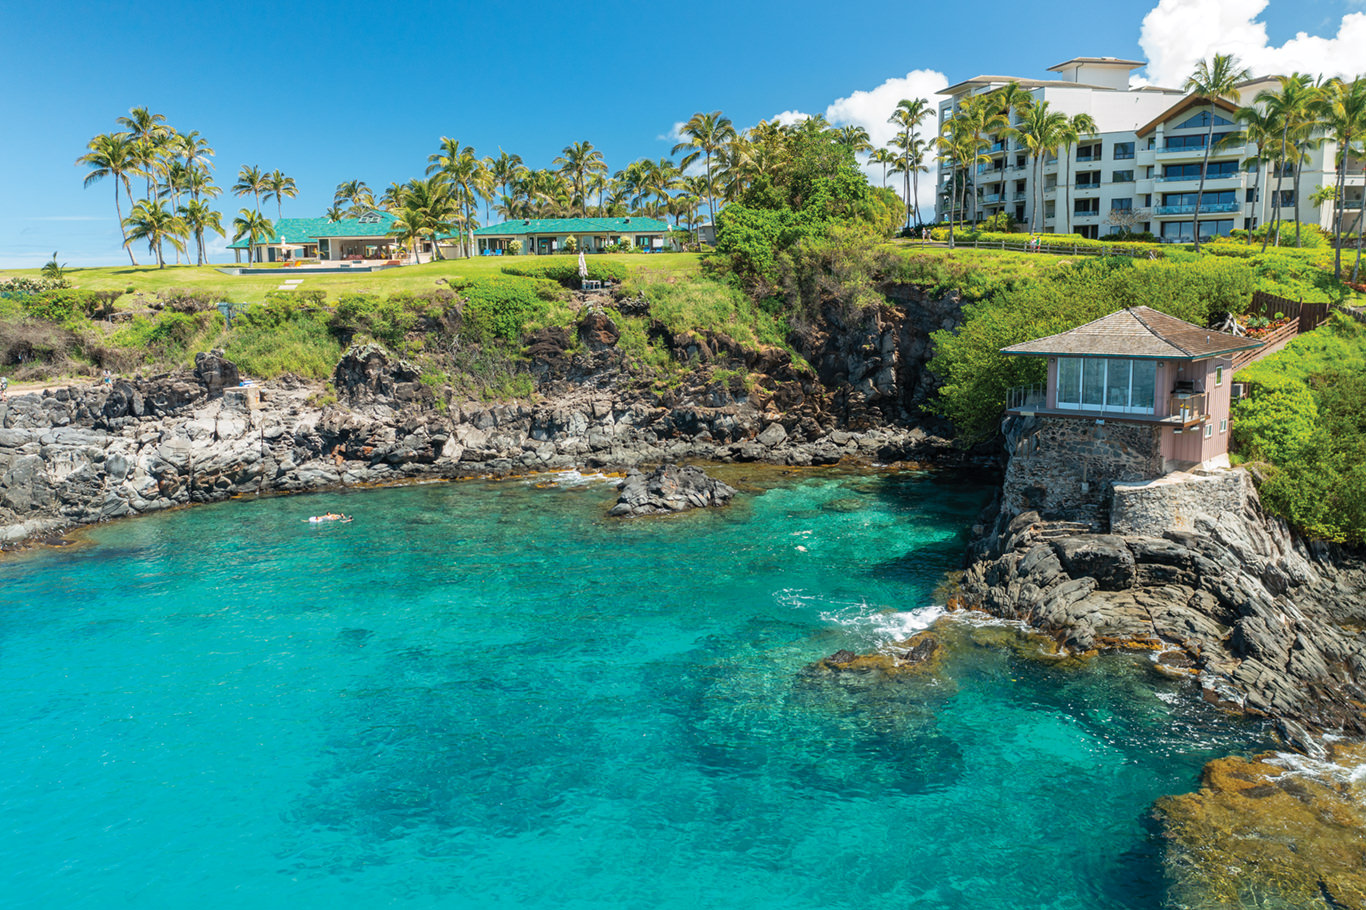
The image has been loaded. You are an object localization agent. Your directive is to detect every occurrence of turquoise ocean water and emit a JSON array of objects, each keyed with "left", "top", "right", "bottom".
[{"left": 0, "top": 470, "right": 1268, "bottom": 909}]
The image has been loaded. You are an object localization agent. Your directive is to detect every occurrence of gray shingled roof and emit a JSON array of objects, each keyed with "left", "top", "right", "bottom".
[{"left": 1000, "top": 307, "right": 1263, "bottom": 360}]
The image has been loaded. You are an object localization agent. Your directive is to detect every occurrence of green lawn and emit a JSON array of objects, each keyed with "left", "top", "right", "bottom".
[{"left": 1, "top": 253, "right": 703, "bottom": 305}]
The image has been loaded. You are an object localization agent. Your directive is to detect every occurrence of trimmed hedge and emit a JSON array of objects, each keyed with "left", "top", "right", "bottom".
[
  {"left": 929, "top": 227, "right": 1165, "bottom": 258},
  {"left": 500, "top": 258, "right": 628, "bottom": 287}
]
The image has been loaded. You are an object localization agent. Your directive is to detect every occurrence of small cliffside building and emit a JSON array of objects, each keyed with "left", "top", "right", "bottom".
[{"left": 999, "top": 306, "right": 1261, "bottom": 520}]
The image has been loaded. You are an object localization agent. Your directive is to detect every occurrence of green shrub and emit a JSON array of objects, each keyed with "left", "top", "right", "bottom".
[
  {"left": 1230, "top": 374, "right": 1320, "bottom": 463},
  {"left": 500, "top": 258, "right": 628, "bottom": 287},
  {"left": 460, "top": 276, "right": 552, "bottom": 342},
  {"left": 156, "top": 287, "right": 226, "bottom": 314},
  {"left": 329, "top": 293, "right": 414, "bottom": 348},
  {"left": 0, "top": 276, "right": 70, "bottom": 296},
  {"left": 225, "top": 316, "right": 342, "bottom": 380}
]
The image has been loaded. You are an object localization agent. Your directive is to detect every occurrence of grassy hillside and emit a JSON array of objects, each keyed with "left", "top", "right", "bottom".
[
  {"left": 1232, "top": 315, "right": 1366, "bottom": 544},
  {"left": 0, "top": 253, "right": 702, "bottom": 306}
]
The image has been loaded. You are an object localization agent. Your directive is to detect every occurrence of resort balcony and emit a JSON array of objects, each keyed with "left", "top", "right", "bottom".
[
  {"left": 1008, "top": 164, "right": 1029, "bottom": 173},
  {"left": 982, "top": 193, "right": 1003, "bottom": 204},
  {"left": 1013, "top": 191, "right": 1028, "bottom": 201},
  {"left": 1074, "top": 184, "right": 1102, "bottom": 194},
  {"left": 1153, "top": 201, "right": 1243, "bottom": 216},
  {"left": 1154, "top": 173, "right": 1245, "bottom": 184},
  {"left": 1075, "top": 152, "right": 1101, "bottom": 162},
  {"left": 1341, "top": 199, "right": 1363, "bottom": 209}
]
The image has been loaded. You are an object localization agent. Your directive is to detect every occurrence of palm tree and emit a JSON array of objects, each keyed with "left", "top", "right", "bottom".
[
  {"left": 554, "top": 141, "right": 608, "bottom": 215},
  {"left": 1058, "top": 113, "right": 1098, "bottom": 234},
  {"left": 888, "top": 98, "right": 932, "bottom": 228},
  {"left": 489, "top": 150, "right": 526, "bottom": 218},
  {"left": 263, "top": 170, "right": 298, "bottom": 222},
  {"left": 1008, "top": 100, "right": 1068, "bottom": 233},
  {"left": 431, "top": 147, "right": 488, "bottom": 257},
  {"left": 174, "top": 131, "right": 215, "bottom": 200},
  {"left": 123, "top": 200, "right": 187, "bottom": 269},
  {"left": 77, "top": 132, "right": 140, "bottom": 265},
  {"left": 185, "top": 166, "right": 219, "bottom": 203},
  {"left": 1256, "top": 73, "right": 1320, "bottom": 251},
  {"left": 1183, "top": 54, "right": 1251, "bottom": 252},
  {"left": 232, "top": 208, "right": 274, "bottom": 264},
  {"left": 334, "top": 179, "right": 374, "bottom": 215},
  {"left": 389, "top": 176, "right": 457, "bottom": 263},
  {"left": 673, "top": 111, "right": 737, "bottom": 226},
  {"left": 116, "top": 107, "right": 170, "bottom": 200},
  {"left": 1226, "top": 106, "right": 1276, "bottom": 244},
  {"left": 955, "top": 94, "right": 1009, "bottom": 224},
  {"left": 233, "top": 165, "right": 269, "bottom": 214},
  {"left": 178, "top": 199, "right": 224, "bottom": 266},
  {"left": 324, "top": 203, "right": 348, "bottom": 223},
  {"left": 834, "top": 125, "right": 873, "bottom": 156},
  {"left": 1319, "top": 77, "right": 1366, "bottom": 276},
  {"left": 869, "top": 148, "right": 896, "bottom": 189}
]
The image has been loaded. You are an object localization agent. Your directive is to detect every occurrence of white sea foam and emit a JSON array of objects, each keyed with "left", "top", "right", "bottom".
[
  {"left": 1268, "top": 749, "right": 1366, "bottom": 798},
  {"left": 523, "top": 469, "right": 619, "bottom": 488}
]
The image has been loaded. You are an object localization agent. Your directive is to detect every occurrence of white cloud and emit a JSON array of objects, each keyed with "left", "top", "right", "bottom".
[
  {"left": 822, "top": 69, "right": 950, "bottom": 219},
  {"left": 770, "top": 109, "right": 812, "bottom": 126},
  {"left": 1139, "top": 0, "right": 1366, "bottom": 88},
  {"left": 656, "top": 121, "right": 686, "bottom": 143}
]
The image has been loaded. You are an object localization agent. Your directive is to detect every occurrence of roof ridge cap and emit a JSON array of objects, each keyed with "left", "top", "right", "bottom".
[{"left": 1128, "top": 306, "right": 1195, "bottom": 356}]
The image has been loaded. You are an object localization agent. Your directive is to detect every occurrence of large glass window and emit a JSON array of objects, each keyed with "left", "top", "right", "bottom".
[
  {"left": 1057, "top": 358, "right": 1081, "bottom": 405},
  {"left": 1054, "top": 358, "right": 1156, "bottom": 413}
]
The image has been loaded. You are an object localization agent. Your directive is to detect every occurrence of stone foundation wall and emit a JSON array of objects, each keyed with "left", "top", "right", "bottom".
[
  {"left": 1002, "top": 416, "right": 1164, "bottom": 523},
  {"left": 1111, "top": 468, "right": 1252, "bottom": 537}
]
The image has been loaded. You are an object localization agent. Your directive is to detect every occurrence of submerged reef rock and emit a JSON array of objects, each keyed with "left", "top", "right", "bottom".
[
  {"left": 804, "top": 631, "right": 943, "bottom": 680},
  {"left": 608, "top": 464, "right": 736, "bottom": 517},
  {"left": 1156, "top": 744, "right": 1366, "bottom": 910}
]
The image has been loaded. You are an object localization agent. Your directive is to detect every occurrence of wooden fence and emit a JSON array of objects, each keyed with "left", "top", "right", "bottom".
[
  {"left": 1231, "top": 292, "right": 1333, "bottom": 372},
  {"left": 1247, "top": 290, "right": 1330, "bottom": 332}
]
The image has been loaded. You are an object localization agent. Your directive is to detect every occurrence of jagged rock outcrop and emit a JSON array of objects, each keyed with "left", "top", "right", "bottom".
[
  {"left": 1, "top": 288, "right": 981, "bottom": 548},
  {"left": 608, "top": 464, "right": 736, "bottom": 517},
  {"left": 961, "top": 470, "right": 1366, "bottom": 754}
]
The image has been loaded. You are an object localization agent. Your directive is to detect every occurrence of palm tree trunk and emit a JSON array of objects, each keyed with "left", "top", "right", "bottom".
[
  {"left": 1248, "top": 157, "right": 1261, "bottom": 245},
  {"left": 911, "top": 163, "right": 919, "bottom": 226},
  {"left": 1263, "top": 128, "right": 1290, "bottom": 252},
  {"left": 1334, "top": 139, "right": 1349, "bottom": 277},
  {"left": 1193, "top": 114, "right": 1215, "bottom": 253},
  {"left": 1293, "top": 154, "right": 1305, "bottom": 246}
]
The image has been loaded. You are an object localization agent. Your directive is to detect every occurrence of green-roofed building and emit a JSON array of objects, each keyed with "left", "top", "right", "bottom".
[
  {"left": 468, "top": 217, "right": 676, "bottom": 256},
  {"left": 227, "top": 210, "right": 428, "bottom": 264}
]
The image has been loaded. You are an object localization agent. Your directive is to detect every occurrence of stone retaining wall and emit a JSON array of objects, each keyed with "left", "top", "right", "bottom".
[
  {"left": 1111, "top": 469, "right": 1251, "bottom": 537},
  {"left": 1002, "top": 416, "right": 1164, "bottom": 524}
]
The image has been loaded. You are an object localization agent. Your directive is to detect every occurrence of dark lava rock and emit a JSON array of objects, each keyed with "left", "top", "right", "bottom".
[
  {"left": 902, "top": 636, "right": 938, "bottom": 663},
  {"left": 193, "top": 349, "right": 240, "bottom": 398},
  {"left": 1051, "top": 534, "right": 1136, "bottom": 591},
  {"left": 608, "top": 463, "right": 737, "bottom": 517}
]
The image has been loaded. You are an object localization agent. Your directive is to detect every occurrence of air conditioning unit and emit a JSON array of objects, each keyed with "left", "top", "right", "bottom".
[{"left": 1231, "top": 382, "right": 1248, "bottom": 400}]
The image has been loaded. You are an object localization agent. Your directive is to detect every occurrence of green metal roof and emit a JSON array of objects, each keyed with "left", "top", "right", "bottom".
[
  {"left": 228, "top": 213, "right": 398, "bottom": 249},
  {"left": 473, "top": 217, "right": 673, "bottom": 236}
]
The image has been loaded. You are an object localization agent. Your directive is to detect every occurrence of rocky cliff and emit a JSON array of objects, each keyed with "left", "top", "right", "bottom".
[
  {"left": 0, "top": 291, "right": 977, "bottom": 547},
  {"left": 961, "top": 469, "right": 1366, "bottom": 755}
]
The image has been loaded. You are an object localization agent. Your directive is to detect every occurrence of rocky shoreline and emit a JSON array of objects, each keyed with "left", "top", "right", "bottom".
[
  {"left": 958, "top": 469, "right": 1366, "bottom": 756},
  {"left": 1, "top": 300, "right": 980, "bottom": 549}
]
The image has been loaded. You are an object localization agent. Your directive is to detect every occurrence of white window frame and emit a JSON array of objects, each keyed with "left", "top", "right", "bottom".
[
  {"left": 1220, "top": 418, "right": 1228, "bottom": 433},
  {"left": 1215, "top": 365, "right": 1224, "bottom": 386},
  {"left": 1055, "top": 357, "right": 1155, "bottom": 414},
  {"left": 1204, "top": 423, "right": 1214, "bottom": 439}
]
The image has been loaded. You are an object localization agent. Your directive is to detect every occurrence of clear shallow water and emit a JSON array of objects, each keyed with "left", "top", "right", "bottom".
[{"left": 0, "top": 470, "right": 1269, "bottom": 909}]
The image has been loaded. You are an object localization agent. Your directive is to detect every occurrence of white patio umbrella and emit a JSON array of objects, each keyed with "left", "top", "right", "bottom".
[{"left": 577, "top": 251, "right": 588, "bottom": 280}]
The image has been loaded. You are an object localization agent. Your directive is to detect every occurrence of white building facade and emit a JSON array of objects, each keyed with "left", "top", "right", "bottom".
[{"left": 937, "top": 58, "right": 1364, "bottom": 242}]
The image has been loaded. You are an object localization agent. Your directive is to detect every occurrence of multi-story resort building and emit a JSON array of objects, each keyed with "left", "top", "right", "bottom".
[{"left": 937, "top": 57, "right": 1364, "bottom": 242}]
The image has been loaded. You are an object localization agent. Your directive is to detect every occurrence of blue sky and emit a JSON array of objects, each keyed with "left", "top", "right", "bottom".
[{"left": 2, "top": 0, "right": 1362, "bottom": 267}]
